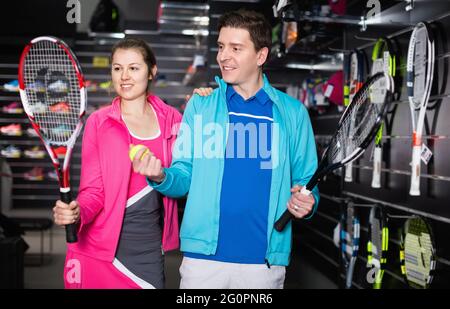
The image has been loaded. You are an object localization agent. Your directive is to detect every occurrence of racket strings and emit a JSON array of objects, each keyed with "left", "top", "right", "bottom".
[
  {"left": 408, "top": 24, "right": 434, "bottom": 112},
  {"left": 23, "top": 40, "right": 81, "bottom": 145},
  {"left": 328, "top": 86, "right": 381, "bottom": 164},
  {"left": 411, "top": 32, "right": 430, "bottom": 108},
  {"left": 404, "top": 219, "right": 435, "bottom": 287},
  {"left": 371, "top": 218, "right": 382, "bottom": 265}
]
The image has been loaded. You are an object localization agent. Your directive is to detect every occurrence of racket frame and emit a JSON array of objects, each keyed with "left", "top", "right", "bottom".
[
  {"left": 407, "top": 22, "right": 435, "bottom": 196},
  {"left": 367, "top": 205, "right": 389, "bottom": 288},
  {"left": 18, "top": 36, "right": 86, "bottom": 243},
  {"left": 274, "top": 72, "right": 393, "bottom": 232},
  {"left": 345, "top": 49, "right": 367, "bottom": 183},
  {"left": 370, "top": 38, "right": 396, "bottom": 189},
  {"left": 400, "top": 216, "right": 436, "bottom": 288}
]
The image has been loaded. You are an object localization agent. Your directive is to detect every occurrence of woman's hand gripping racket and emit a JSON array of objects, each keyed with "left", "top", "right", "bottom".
[
  {"left": 407, "top": 22, "right": 435, "bottom": 196},
  {"left": 274, "top": 72, "right": 394, "bottom": 232},
  {"left": 18, "top": 36, "right": 86, "bottom": 243}
]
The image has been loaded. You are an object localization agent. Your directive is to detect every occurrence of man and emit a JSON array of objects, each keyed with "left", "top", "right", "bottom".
[{"left": 133, "top": 9, "right": 319, "bottom": 289}]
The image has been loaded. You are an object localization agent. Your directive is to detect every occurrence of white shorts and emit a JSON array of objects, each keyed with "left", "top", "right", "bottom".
[{"left": 179, "top": 257, "right": 286, "bottom": 289}]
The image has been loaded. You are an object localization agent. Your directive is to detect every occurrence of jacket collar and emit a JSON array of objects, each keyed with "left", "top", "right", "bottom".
[
  {"left": 106, "top": 94, "right": 175, "bottom": 140},
  {"left": 215, "top": 74, "right": 281, "bottom": 108}
]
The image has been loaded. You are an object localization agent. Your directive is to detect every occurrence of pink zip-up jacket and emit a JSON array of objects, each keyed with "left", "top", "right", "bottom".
[{"left": 68, "top": 94, "right": 182, "bottom": 262}]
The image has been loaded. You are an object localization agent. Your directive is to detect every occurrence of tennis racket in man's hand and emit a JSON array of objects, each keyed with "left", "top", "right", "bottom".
[
  {"left": 19, "top": 36, "right": 86, "bottom": 243},
  {"left": 274, "top": 72, "right": 394, "bottom": 232}
]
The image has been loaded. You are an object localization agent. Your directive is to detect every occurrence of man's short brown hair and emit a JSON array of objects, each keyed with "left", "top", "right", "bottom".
[{"left": 217, "top": 9, "right": 272, "bottom": 52}]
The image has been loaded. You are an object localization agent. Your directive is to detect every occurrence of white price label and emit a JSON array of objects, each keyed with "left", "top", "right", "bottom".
[
  {"left": 324, "top": 84, "right": 334, "bottom": 98},
  {"left": 421, "top": 143, "right": 433, "bottom": 165}
]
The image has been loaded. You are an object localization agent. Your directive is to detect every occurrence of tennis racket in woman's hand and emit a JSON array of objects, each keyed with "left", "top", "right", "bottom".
[{"left": 19, "top": 36, "right": 86, "bottom": 243}]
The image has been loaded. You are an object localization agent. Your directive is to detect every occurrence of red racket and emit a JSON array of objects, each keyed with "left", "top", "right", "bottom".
[{"left": 19, "top": 36, "right": 86, "bottom": 243}]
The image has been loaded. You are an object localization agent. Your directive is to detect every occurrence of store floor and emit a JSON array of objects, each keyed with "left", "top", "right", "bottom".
[
  {"left": 19, "top": 210, "right": 337, "bottom": 289},
  {"left": 22, "top": 223, "right": 184, "bottom": 289}
]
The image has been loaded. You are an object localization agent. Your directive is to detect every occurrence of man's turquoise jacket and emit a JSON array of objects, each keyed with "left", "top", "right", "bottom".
[{"left": 149, "top": 75, "right": 319, "bottom": 266}]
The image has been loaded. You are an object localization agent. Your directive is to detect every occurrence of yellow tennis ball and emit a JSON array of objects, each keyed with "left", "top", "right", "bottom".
[{"left": 129, "top": 144, "right": 150, "bottom": 161}]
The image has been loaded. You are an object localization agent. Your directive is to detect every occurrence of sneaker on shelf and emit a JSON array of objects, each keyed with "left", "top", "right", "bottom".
[
  {"left": 30, "top": 101, "right": 48, "bottom": 114},
  {"left": 48, "top": 80, "right": 69, "bottom": 93},
  {"left": 0, "top": 123, "right": 22, "bottom": 136},
  {"left": 28, "top": 80, "right": 46, "bottom": 93},
  {"left": 85, "top": 80, "right": 98, "bottom": 92},
  {"left": 47, "top": 170, "right": 58, "bottom": 181},
  {"left": 52, "top": 125, "right": 71, "bottom": 138},
  {"left": 24, "top": 167, "right": 44, "bottom": 181},
  {"left": 1, "top": 145, "right": 21, "bottom": 158},
  {"left": 3, "top": 79, "right": 19, "bottom": 92},
  {"left": 155, "top": 74, "right": 168, "bottom": 87},
  {"left": 2, "top": 102, "right": 24, "bottom": 114},
  {"left": 26, "top": 127, "right": 39, "bottom": 137},
  {"left": 24, "top": 146, "right": 46, "bottom": 159},
  {"left": 49, "top": 101, "right": 70, "bottom": 113},
  {"left": 99, "top": 81, "right": 112, "bottom": 90},
  {"left": 54, "top": 146, "right": 67, "bottom": 158}
]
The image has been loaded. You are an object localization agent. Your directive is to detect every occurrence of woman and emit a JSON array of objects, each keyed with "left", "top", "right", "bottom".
[{"left": 53, "top": 38, "right": 209, "bottom": 289}]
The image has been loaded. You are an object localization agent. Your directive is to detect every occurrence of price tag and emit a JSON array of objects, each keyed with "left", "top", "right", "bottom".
[
  {"left": 324, "top": 84, "right": 334, "bottom": 98},
  {"left": 421, "top": 143, "right": 433, "bottom": 165}
]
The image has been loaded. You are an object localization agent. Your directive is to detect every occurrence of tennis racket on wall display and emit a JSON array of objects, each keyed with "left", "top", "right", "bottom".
[
  {"left": 407, "top": 22, "right": 435, "bottom": 196},
  {"left": 274, "top": 72, "right": 394, "bottom": 232},
  {"left": 340, "top": 202, "right": 360, "bottom": 289},
  {"left": 370, "top": 38, "right": 396, "bottom": 189},
  {"left": 19, "top": 36, "right": 86, "bottom": 243},
  {"left": 399, "top": 217, "right": 436, "bottom": 289},
  {"left": 367, "top": 205, "right": 389, "bottom": 289},
  {"left": 423, "top": 22, "right": 447, "bottom": 195},
  {"left": 344, "top": 49, "right": 368, "bottom": 183}
]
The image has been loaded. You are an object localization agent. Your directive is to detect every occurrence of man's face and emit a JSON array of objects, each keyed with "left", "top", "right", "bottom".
[{"left": 216, "top": 27, "right": 267, "bottom": 86}]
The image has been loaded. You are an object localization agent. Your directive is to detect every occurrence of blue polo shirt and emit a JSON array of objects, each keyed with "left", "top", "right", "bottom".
[{"left": 185, "top": 84, "right": 273, "bottom": 264}]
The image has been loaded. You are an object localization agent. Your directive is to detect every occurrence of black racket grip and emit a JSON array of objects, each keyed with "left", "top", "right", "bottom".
[
  {"left": 274, "top": 210, "right": 294, "bottom": 232},
  {"left": 60, "top": 190, "right": 78, "bottom": 243}
]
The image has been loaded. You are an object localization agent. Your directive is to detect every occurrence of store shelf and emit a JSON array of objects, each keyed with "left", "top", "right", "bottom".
[{"left": 0, "top": 0, "right": 209, "bottom": 210}]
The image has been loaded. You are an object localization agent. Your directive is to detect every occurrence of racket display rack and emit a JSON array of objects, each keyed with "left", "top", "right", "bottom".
[{"left": 273, "top": 0, "right": 450, "bottom": 288}]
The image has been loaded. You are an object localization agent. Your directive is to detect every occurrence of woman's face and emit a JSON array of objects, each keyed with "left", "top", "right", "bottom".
[{"left": 111, "top": 48, "right": 155, "bottom": 101}]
